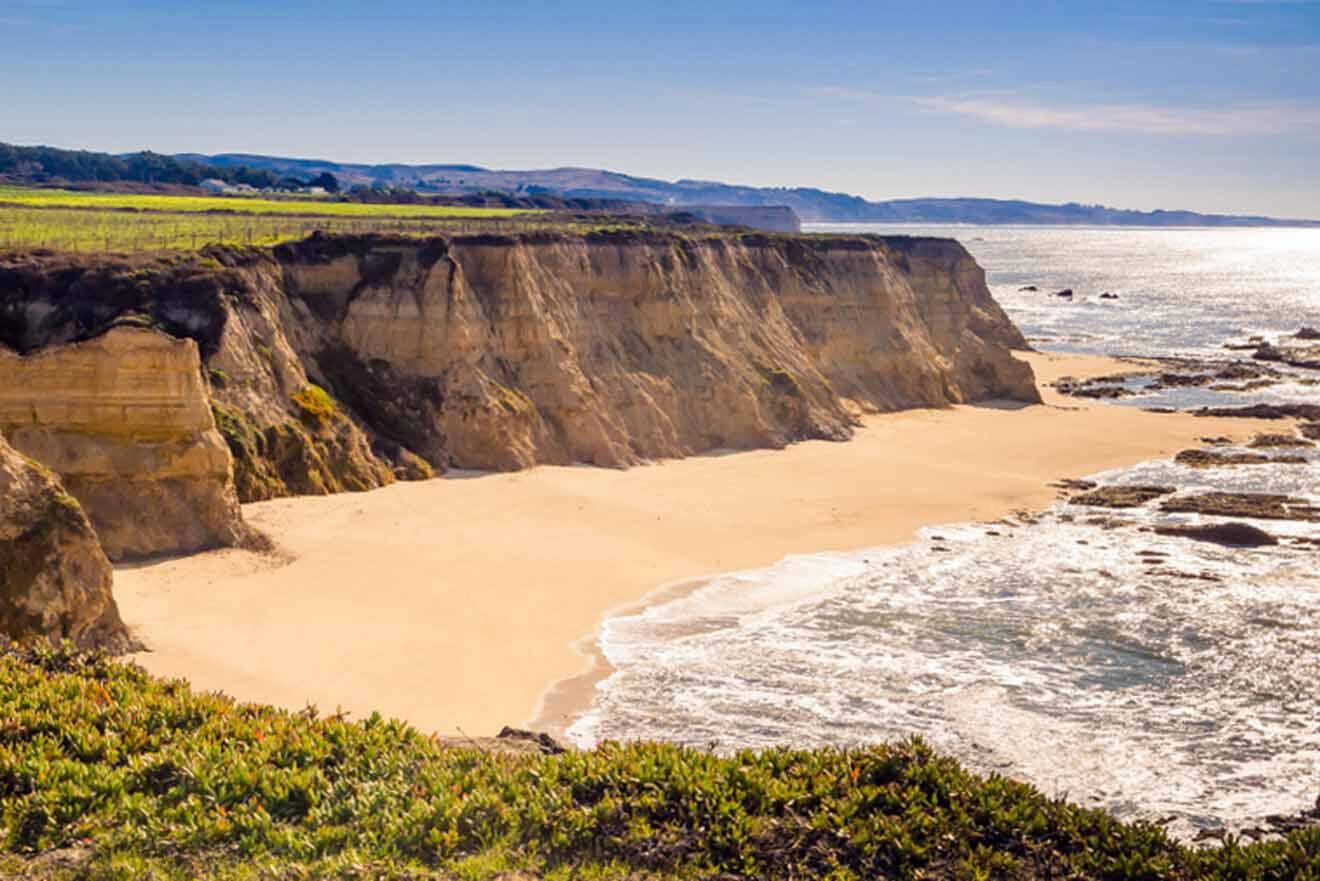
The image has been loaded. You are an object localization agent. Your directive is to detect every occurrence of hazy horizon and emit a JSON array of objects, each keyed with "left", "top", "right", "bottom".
[{"left": 5, "top": 0, "right": 1319, "bottom": 217}]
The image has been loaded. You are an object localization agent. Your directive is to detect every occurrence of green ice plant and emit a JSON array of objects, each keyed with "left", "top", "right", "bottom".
[{"left": 0, "top": 644, "right": 1316, "bottom": 880}]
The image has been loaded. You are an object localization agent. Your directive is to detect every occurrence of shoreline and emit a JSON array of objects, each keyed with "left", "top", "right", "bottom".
[
  {"left": 113, "top": 350, "right": 1279, "bottom": 738},
  {"left": 530, "top": 573, "right": 709, "bottom": 740}
]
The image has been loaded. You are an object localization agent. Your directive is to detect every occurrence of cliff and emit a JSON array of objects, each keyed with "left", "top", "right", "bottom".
[
  {"left": 0, "top": 433, "right": 132, "bottom": 651},
  {"left": 0, "top": 230, "right": 1037, "bottom": 536},
  {"left": 0, "top": 327, "right": 248, "bottom": 560}
]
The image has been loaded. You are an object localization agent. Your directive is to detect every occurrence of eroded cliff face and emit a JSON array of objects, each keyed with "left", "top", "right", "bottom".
[
  {"left": 269, "top": 232, "right": 1037, "bottom": 471},
  {"left": 0, "top": 231, "right": 1037, "bottom": 516},
  {"left": 0, "top": 327, "right": 247, "bottom": 560},
  {"left": 0, "top": 433, "right": 132, "bottom": 651}
]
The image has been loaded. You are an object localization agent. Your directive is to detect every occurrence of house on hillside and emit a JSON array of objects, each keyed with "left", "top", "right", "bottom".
[{"left": 199, "top": 179, "right": 229, "bottom": 195}]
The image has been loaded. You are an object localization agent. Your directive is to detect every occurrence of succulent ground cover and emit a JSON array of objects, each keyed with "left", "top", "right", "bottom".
[{"left": 1, "top": 645, "right": 1316, "bottom": 880}]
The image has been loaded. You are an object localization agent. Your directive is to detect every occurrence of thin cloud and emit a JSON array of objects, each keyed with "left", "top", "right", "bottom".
[{"left": 913, "top": 95, "right": 1320, "bottom": 137}]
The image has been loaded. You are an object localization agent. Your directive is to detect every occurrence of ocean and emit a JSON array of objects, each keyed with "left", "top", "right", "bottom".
[{"left": 567, "top": 225, "right": 1320, "bottom": 837}]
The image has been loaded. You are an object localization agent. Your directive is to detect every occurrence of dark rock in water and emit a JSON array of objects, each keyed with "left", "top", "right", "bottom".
[
  {"left": 1051, "top": 478, "right": 1097, "bottom": 492},
  {"left": 1161, "top": 492, "right": 1320, "bottom": 523},
  {"left": 1194, "top": 403, "right": 1320, "bottom": 421},
  {"left": 1153, "top": 372, "right": 1213, "bottom": 388},
  {"left": 1154, "top": 522, "right": 1278, "bottom": 548},
  {"left": 1018, "top": 285, "right": 1039, "bottom": 292},
  {"left": 1085, "top": 516, "right": 1134, "bottom": 530},
  {"left": 1174, "top": 449, "right": 1284, "bottom": 468},
  {"left": 1210, "top": 379, "right": 1277, "bottom": 393},
  {"left": 1214, "top": 362, "right": 1279, "bottom": 381},
  {"left": 1145, "top": 567, "right": 1223, "bottom": 581},
  {"left": 1053, "top": 288, "right": 1074, "bottom": 298},
  {"left": 1296, "top": 326, "right": 1320, "bottom": 341},
  {"left": 1253, "top": 338, "right": 1320, "bottom": 370},
  {"left": 1252, "top": 343, "right": 1284, "bottom": 363},
  {"left": 1249, "top": 433, "right": 1313, "bottom": 449},
  {"left": 1099, "top": 292, "right": 1119, "bottom": 300},
  {"left": 1070, "top": 485, "right": 1176, "bottom": 508},
  {"left": 1199, "top": 436, "right": 1233, "bottom": 445}
]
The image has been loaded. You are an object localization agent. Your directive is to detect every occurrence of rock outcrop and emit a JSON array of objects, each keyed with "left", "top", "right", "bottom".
[
  {"left": 1160, "top": 492, "right": 1320, "bottom": 523},
  {"left": 1174, "top": 449, "right": 1306, "bottom": 468},
  {"left": 1069, "top": 485, "right": 1176, "bottom": 508},
  {"left": 1153, "top": 522, "right": 1278, "bottom": 548},
  {"left": 0, "top": 434, "right": 132, "bottom": 651},
  {"left": 0, "top": 327, "right": 247, "bottom": 560},
  {"left": 1, "top": 230, "right": 1039, "bottom": 510}
]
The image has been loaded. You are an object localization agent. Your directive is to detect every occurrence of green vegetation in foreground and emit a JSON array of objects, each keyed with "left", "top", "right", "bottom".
[
  {"left": 0, "top": 186, "right": 533, "bottom": 219},
  {"left": 2, "top": 646, "right": 1316, "bottom": 880}
]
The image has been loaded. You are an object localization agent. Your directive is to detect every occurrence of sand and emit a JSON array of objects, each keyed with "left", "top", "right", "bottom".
[{"left": 114, "top": 352, "right": 1277, "bottom": 739}]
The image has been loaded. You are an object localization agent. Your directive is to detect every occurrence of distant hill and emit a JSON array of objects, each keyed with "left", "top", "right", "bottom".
[
  {"left": 1, "top": 143, "right": 287, "bottom": 190},
  {"left": 3, "top": 142, "right": 1315, "bottom": 227},
  {"left": 181, "top": 152, "right": 1320, "bottom": 227}
]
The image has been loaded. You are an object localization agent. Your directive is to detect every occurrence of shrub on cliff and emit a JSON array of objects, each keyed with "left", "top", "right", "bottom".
[
  {"left": 292, "top": 383, "right": 338, "bottom": 423},
  {"left": 2, "top": 646, "right": 1316, "bottom": 880}
]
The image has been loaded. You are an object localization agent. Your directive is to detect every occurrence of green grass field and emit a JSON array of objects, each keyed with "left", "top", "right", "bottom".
[
  {"left": 0, "top": 205, "right": 542, "bottom": 252},
  {"left": 0, "top": 185, "right": 544, "bottom": 253},
  {"left": 1, "top": 644, "right": 1316, "bottom": 881},
  {"left": 0, "top": 186, "right": 531, "bottom": 219}
]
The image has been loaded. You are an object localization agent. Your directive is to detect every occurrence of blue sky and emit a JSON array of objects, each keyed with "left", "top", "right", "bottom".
[{"left": 4, "top": 0, "right": 1318, "bottom": 216}]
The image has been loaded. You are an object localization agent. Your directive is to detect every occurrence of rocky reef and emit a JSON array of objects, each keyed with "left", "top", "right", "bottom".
[
  {"left": 0, "top": 230, "right": 1038, "bottom": 532},
  {"left": 0, "top": 433, "right": 132, "bottom": 650}
]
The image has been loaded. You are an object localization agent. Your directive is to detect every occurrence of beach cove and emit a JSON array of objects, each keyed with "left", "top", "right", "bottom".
[{"left": 113, "top": 351, "right": 1278, "bottom": 738}]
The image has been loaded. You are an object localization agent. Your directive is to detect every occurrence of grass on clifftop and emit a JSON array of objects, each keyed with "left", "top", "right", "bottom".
[
  {"left": 0, "top": 186, "right": 533, "bottom": 219},
  {"left": 1, "top": 645, "right": 1316, "bottom": 881},
  {"left": 0, "top": 185, "right": 539, "bottom": 253}
]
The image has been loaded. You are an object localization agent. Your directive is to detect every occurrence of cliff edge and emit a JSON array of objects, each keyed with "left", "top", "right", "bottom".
[{"left": 0, "top": 231, "right": 1038, "bottom": 528}]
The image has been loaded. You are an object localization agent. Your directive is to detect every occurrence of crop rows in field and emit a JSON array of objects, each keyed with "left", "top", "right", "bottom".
[
  {"left": 0, "top": 185, "right": 561, "bottom": 253},
  {"left": 0, "top": 185, "right": 533, "bottom": 219},
  {"left": 0, "top": 205, "right": 562, "bottom": 252}
]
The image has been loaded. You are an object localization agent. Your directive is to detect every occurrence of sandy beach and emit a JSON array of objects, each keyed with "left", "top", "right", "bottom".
[{"left": 114, "top": 351, "right": 1278, "bottom": 739}]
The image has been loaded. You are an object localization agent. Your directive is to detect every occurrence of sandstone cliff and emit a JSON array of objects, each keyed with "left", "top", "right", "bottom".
[
  {"left": 0, "top": 433, "right": 132, "bottom": 651},
  {"left": 0, "top": 327, "right": 248, "bottom": 560},
  {"left": 1, "top": 231, "right": 1037, "bottom": 516}
]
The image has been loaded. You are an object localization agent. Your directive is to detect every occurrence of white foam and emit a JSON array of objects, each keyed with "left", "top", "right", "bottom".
[{"left": 570, "top": 455, "right": 1320, "bottom": 835}]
